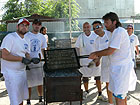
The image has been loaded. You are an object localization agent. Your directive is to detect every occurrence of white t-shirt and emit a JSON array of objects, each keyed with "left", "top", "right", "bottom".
[
  {"left": 75, "top": 31, "right": 98, "bottom": 65},
  {"left": 94, "top": 30, "right": 111, "bottom": 82},
  {"left": 95, "top": 30, "right": 111, "bottom": 67},
  {"left": 25, "top": 32, "right": 47, "bottom": 59},
  {"left": 75, "top": 32, "right": 101, "bottom": 77},
  {"left": 44, "top": 34, "right": 48, "bottom": 44},
  {"left": 109, "top": 27, "right": 132, "bottom": 65},
  {"left": 1, "top": 32, "right": 30, "bottom": 73},
  {"left": 95, "top": 30, "right": 111, "bottom": 51},
  {"left": 108, "top": 27, "right": 137, "bottom": 94},
  {"left": 129, "top": 34, "right": 139, "bottom": 59}
]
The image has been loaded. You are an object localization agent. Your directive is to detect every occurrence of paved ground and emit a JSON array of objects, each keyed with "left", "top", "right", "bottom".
[{"left": 0, "top": 68, "right": 140, "bottom": 105}]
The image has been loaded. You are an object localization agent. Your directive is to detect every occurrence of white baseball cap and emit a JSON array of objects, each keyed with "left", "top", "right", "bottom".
[{"left": 17, "top": 18, "right": 30, "bottom": 25}]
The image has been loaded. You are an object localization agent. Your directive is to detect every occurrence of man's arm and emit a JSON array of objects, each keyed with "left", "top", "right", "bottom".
[
  {"left": 2, "top": 48, "right": 22, "bottom": 61},
  {"left": 135, "top": 45, "right": 139, "bottom": 55},
  {"left": 41, "top": 48, "right": 45, "bottom": 57},
  {"left": 89, "top": 47, "right": 116, "bottom": 59}
]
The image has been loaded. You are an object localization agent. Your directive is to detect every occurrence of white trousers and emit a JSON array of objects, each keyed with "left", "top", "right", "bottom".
[{"left": 3, "top": 70, "right": 28, "bottom": 105}]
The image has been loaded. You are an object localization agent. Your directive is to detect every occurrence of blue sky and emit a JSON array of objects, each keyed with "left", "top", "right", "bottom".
[{"left": 0, "top": 0, "right": 8, "bottom": 19}]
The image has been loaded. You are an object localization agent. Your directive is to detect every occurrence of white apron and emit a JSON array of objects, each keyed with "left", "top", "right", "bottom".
[
  {"left": 107, "top": 27, "right": 137, "bottom": 94},
  {"left": 3, "top": 70, "right": 28, "bottom": 105},
  {"left": 26, "top": 62, "right": 43, "bottom": 87},
  {"left": 101, "top": 56, "right": 110, "bottom": 82},
  {"left": 79, "top": 58, "right": 101, "bottom": 77},
  {"left": 97, "top": 33, "right": 111, "bottom": 82},
  {"left": 109, "top": 61, "right": 137, "bottom": 94}
]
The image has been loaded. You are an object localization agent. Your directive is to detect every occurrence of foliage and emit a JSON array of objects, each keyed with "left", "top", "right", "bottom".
[
  {"left": 2, "top": 0, "right": 80, "bottom": 31},
  {"left": 0, "top": 24, "right": 7, "bottom": 31},
  {"left": 2, "top": 0, "right": 25, "bottom": 20},
  {"left": 43, "top": 0, "right": 80, "bottom": 31}
]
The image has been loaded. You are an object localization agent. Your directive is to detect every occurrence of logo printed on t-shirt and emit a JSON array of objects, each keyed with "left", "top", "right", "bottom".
[
  {"left": 90, "top": 40, "right": 94, "bottom": 44},
  {"left": 105, "top": 39, "right": 109, "bottom": 43},
  {"left": 130, "top": 39, "right": 134, "bottom": 43},
  {"left": 30, "top": 39, "right": 41, "bottom": 52},
  {"left": 24, "top": 44, "right": 28, "bottom": 49}
]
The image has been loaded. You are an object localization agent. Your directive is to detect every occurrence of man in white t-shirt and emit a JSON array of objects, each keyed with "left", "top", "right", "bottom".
[
  {"left": 89, "top": 12, "right": 137, "bottom": 105},
  {"left": 127, "top": 24, "right": 139, "bottom": 68},
  {"left": 1, "top": 18, "right": 31, "bottom": 105},
  {"left": 40, "top": 26, "right": 48, "bottom": 44},
  {"left": 75, "top": 22, "right": 107, "bottom": 101},
  {"left": 92, "top": 20, "right": 113, "bottom": 105},
  {"left": 25, "top": 19, "right": 47, "bottom": 105}
]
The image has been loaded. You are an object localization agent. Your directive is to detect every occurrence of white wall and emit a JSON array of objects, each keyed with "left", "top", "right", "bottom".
[
  {"left": 7, "top": 21, "right": 65, "bottom": 32},
  {"left": 42, "top": 22, "right": 64, "bottom": 32},
  {"left": 76, "top": 0, "right": 135, "bottom": 18}
]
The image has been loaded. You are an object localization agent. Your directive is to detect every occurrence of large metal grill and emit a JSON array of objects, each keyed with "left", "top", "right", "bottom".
[{"left": 43, "top": 48, "right": 83, "bottom": 105}]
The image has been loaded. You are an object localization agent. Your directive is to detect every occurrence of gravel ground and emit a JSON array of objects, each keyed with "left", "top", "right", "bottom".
[{"left": 0, "top": 68, "right": 140, "bottom": 105}]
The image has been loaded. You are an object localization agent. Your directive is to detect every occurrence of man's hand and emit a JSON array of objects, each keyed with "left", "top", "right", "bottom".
[
  {"left": 89, "top": 52, "right": 98, "bottom": 59},
  {"left": 31, "top": 58, "right": 40, "bottom": 64},
  {"left": 22, "top": 57, "right": 31, "bottom": 65},
  {"left": 94, "top": 57, "right": 100, "bottom": 67}
]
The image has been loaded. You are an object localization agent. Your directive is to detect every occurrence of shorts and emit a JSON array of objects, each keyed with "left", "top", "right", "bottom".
[
  {"left": 82, "top": 77, "right": 89, "bottom": 83},
  {"left": 82, "top": 76, "right": 100, "bottom": 83},
  {"left": 113, "top": 93, "right": 127, "bottom": 99},
  {"left": 94, "top": 76, "right": 100, "bottom": 80}
]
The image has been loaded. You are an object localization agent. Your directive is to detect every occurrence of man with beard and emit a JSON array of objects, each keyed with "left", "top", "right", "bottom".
[
  {"left": 1, "top": 18, "right": 31, "bottom": 105},
  {"left": 25, "top": 19, "right": 47, "bottom": 105},
  {"left": 89, "top": 12, "right": 137, "bottom": 105}
]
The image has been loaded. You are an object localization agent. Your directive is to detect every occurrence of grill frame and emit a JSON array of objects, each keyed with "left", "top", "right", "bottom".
[
  {"left": 43, "top": 48, "right": 81, "bottom": 71},
  {"left": 43, "top": 48, "right": 83, "bottom": 105}
]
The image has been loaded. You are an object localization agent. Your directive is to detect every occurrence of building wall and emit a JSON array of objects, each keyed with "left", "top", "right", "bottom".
[
  {"left": 75, "top": 0, "right": 135, "bottom": 18},
  {"left": 7, "top": 21, "right": 65, "bottom": 32},
  {"left": 42, "top": 22, "right": 64, "bottom": 32}
]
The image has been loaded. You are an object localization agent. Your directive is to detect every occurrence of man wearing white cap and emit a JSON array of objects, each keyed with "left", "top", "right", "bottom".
[
  {"left": 127, "top": 24, "right": 139, "bottom": 69},
  {"left": 1, "top": 18, "right": 31, "bottom": 105}
]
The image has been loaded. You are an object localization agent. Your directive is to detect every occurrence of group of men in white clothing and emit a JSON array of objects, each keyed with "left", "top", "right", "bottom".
[
  {"left": 1, "top": 18, "right": 47, "bottom": 105},
  {"left": 0, "top": 11, "right": 139, "bottom": 105},
  {"left": 75, "top": 12, "right": 138, "bottom": 105}
]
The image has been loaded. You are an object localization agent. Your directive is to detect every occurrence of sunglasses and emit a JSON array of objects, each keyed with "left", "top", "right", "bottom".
[
  {"left": 127, "top": 28, "right": 133, "bottom": 29},
  {"left": 93, "top": 25, "right": 102, "bottom": 30}
]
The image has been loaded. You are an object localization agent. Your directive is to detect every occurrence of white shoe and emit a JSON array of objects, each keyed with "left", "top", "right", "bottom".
[
  {"left": 83, "top": 92, "right": 89, "bottom": 99},
  {"left": 97, "top": 94, "right": 108, "bottom": 102}
]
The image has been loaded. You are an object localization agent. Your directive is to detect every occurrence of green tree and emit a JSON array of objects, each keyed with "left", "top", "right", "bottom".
[
  {"left": 2, "top": 0, "right": 25, "bottom": 20},
  {"left": 42, "top": 0, "right": 80, "bottom": 30},
  {"left": 2, "top": 0, "right": 80, "bottom": 31},
  {"left": 24, "top": 0, "right": 43, "bottom": 15},
  {"left": 0, "top": 24, "right": 7, "bottom": 31}
]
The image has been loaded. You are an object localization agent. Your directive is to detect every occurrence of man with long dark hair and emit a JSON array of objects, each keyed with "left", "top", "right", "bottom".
[{"left": 89, "top": 12, "right": 137, "bottom": 105}]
